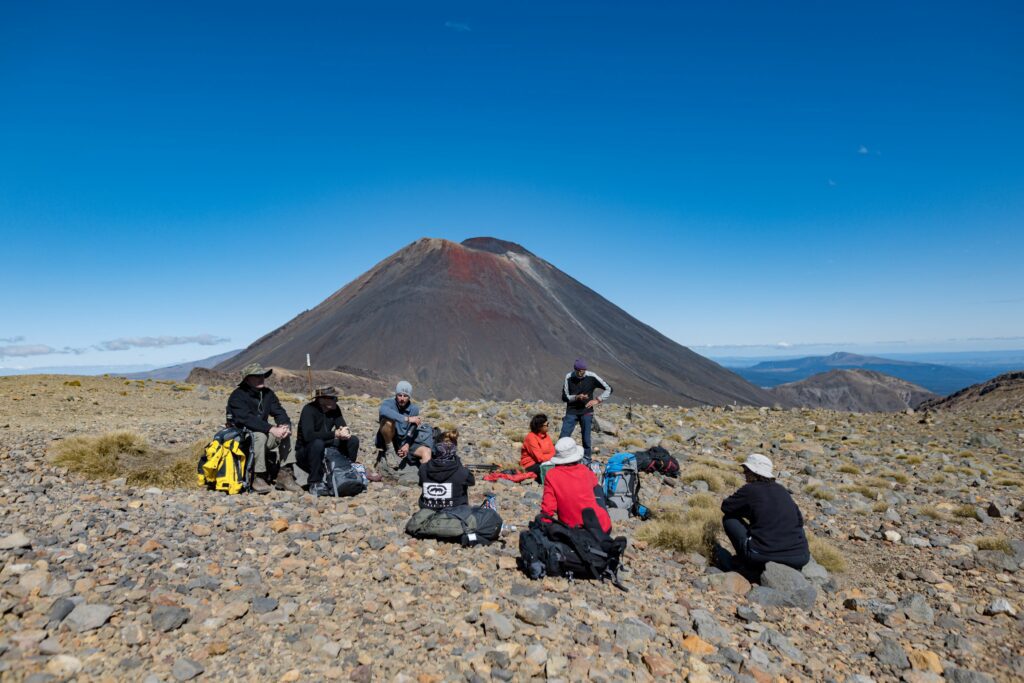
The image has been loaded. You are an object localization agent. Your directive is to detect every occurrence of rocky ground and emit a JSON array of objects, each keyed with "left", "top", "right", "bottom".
[{"left": 1, "top": 375, "right": 1022, "bottom": 682}]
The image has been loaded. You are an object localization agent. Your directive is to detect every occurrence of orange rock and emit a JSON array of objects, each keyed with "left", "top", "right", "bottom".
[
  {"left": 908, "top": 650, "right": 943, "bottom": 673},
  {"left": 207, "top": 641, "right": 229, "bottom": 656},
  {"left": 681, "top": 635, "right": 716, "bottom": 656},
  {"left": 642, "top": 652, "right": 678, "bottom": 677},
  {"left": 141, "top": 539, "right": 162, "bottom": 552},
  {"left": 269, "top": 518, "right": 289, "bottom": 533},
  {"left": 190, "top": 524, "right": 212, "bottom": 537}
]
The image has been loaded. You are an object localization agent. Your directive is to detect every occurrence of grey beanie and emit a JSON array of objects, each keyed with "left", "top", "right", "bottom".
[{"left": 396, "top": 380, "right": 413, "bottom": 397}]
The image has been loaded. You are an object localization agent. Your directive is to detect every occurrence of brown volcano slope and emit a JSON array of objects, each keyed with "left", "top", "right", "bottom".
[
  {"left": 770, "top": 369, "right": 937, "bottom": 413},
  {"left": 218, "top": 237, "right": 775, "bottom": 406},
  {"left": 919, "top": 370, "right": 1024, "bottom": 412}
]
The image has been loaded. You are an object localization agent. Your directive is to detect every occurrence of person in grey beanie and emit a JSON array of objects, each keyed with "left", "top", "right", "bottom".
[{"left": 376, "top": 381, "right": 434, "bottom": 470}]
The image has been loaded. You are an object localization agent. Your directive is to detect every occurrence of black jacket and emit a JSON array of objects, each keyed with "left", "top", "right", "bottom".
[
  {"left": 561, "top": 371, "right": 612, "bottom": 415},
  {"left": 226, "top": 383, "right": 291, "bottom": 434},
  {"left": 418, "top": 456, "right": 475, "bottom": 510},
  {"left": 721, "top": 481, "right": 810, "bottom": 564},
  {"left": 297, "top": 401, "right": 348, "bottom": 449}
]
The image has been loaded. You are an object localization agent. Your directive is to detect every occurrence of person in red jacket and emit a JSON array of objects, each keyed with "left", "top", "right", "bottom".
[
  {"left": 520, "top": 413, "right": 555, "bottom": 476},
  {"left": 541, "top": 436, "right": 612, "bottom": 533}
]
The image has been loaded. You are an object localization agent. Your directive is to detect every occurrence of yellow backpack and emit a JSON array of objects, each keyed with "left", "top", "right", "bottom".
[{"left": 197, "top": 427, "right": 249, "bottom": 494}]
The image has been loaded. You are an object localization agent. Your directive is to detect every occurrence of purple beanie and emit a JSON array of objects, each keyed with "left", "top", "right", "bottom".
[{"left": 573, "top": 358, "right": 587, "bottom": 371}]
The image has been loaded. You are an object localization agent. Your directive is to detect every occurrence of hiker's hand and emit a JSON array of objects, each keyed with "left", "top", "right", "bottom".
[
  {"left": 576, "top": 393, "right": 588, "bottom": 401},
  {"left": 407, "top": 416, "right": 422, "bottom": 426},
  {"left": 586, "top": 399, "right": 600, "bottom": 409},
  {"left": 270, "top": 425, "right": 288, "bottom": 438},
  {"left": 338, "top": 426, "right": 351, "bottom": 439},
  {"left": 398, "top": 443, "right": 410, "bottom": 457}
]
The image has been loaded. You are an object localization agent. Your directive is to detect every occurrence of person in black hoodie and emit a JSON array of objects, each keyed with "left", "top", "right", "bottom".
[
  {"left": 295, "top": 386, "right": 382, "bottom": 492},
  {"left": 720, "top": 453, "right": 810, "bottom": 575},
  {"left": 558, "top": 358, "right": 611, "bottom": 464},
  {"left": 418, "top": 428, "right": 474, "bottom": 510},
  {"left": 225, "top": 363, "right": 295, "bottom": 494}
]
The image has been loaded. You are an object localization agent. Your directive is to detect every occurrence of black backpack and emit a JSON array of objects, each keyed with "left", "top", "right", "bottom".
[
  {"left": 310, "top": 447, "right": 368, "bottom": 497},
  {"left": 634, "top": 446, "right": 680, "bottom": 478},
  {"left": 517, "top": 509, "right": 628, "bottom": 590}
]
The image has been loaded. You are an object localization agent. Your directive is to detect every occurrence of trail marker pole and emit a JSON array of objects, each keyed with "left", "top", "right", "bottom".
[{"left": 306, "top": 354, "right": 313, "bottom": 399}]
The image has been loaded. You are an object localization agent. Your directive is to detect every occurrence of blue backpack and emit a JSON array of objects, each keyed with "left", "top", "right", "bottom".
[{"left": 601, "top": 453, "right": 650, "bottom": 519}]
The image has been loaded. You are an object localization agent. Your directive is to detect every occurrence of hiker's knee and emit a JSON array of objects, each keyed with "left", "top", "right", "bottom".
[{"left": 414, "top": 446, "right": 431, "bottom": 463}]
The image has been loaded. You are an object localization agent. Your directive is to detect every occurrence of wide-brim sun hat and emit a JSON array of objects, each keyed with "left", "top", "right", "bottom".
[
  {"left": 549, "top": 436, "right": 584, "bottom": 465},
  {"left": 313, "top": 385, "right": 339, "bottom": 400},
  {"left": 742, "top": 453, "right": 774, "bottom": 479},
  {"left": 240, "top": 362, "right": 272, "bottom": 380}
]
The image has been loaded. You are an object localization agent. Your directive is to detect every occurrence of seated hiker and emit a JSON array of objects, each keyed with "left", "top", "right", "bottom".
[
  {"left": 540, "top": 437, "right": 612, "bottom": 533},
  {"left": 226, "top": 363, "right": 299, "bottom": 494},
  {"left": 719, "top": 453, "right": 810, "bottom": 576},
  {"left": 521, "top": 413, "right": 555, "bottom": 476},
  {"left": 376, "top": 381, "right": 433, "bottom": 470},
  {"left": 418, "top": 428, "right": 474, "bottom": 510},
  {"left": 296, "top": 386, "right": 381, "bottom": 492}
]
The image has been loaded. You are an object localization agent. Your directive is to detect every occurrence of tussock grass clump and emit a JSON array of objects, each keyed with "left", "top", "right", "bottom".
[
  {"left": 63, "top": 379, "right": 82, "bottom": 387},
  {"left": 687, "top": 492, "right": 717, "bottom": 509},
  {"left": 838, "top": 464, "right": 860, "bottom": 475},
  {"left": 905, "top": 455, "right": 924, "bottom": 465},
  {"left": 681, "top": 466, "right": 726, "bottom": 492},
  {"left": 872, "top": 501, "right": 890, "bottom": 513},
  {"left": 51, "top": 431, "right": 201, "bottom": 488},
  {"left": 842, "top": 484, "right": 878, "bottom": 500},
  {"left": 974, "top": 535, "right": 1012, "bottom": 554},
  {"left": 638, "top": 502, "right": 720, "bottom": 559},
  {"left": 916, "top": 505, "right": 947, "bottom": 520},
  {"left": 808, "top": 534, "right": 847, "bottom": 573},
  {"left": 952, "top": 504, "right": 981, "bottom": 520},
  {"left": 617, "top": 437, "right": 644, "bottom": 449},
  {"left": 803, "top": 484, "right": 835, "bottom": 501}
]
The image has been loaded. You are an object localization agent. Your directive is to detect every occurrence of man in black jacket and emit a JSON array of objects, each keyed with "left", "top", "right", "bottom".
[
  {"left": 226, "top": 363, "right": 297, "bottom": 494},
  {"left": 296, "top": 386, "right": 381, "bottom": 491},
  {"left": 720, "top": 453, "right": 810, "bottom": 575},
  {"left": 558, "top": 358, "right": 611, "bottom": 464}
]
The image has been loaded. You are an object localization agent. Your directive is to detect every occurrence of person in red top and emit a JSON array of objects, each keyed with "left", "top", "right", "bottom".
[
  {"left": 520, "top": 413, "right": 555, "bottom": 476},
  {"left": 541, "top": 436, "right": 612, "bottom": 533}
]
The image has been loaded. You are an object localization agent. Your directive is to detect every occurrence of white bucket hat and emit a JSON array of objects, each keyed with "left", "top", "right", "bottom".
[
  {"left": 742, "top": 453, "right": 774, "bottom": 479},
  {"left": 549, "top": 437, "right": 585, "bottom": 465}
]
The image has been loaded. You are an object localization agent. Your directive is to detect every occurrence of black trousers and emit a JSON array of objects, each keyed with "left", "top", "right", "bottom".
[{"left": 298, "top": 436, "right": 360, "bottom": 487}]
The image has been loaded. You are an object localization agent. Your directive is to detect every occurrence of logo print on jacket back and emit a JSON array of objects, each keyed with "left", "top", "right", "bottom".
[{"left": 423, "top": 483, "right": 453, "bottom": 501}]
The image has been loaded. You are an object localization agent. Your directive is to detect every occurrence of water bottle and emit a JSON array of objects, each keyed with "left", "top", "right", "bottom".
[
  {"left": 588, "top": 460, "right": 603, "bottom": 478},
  {"left": 483, "top": 494, "right": 498, "bottom": 512}
]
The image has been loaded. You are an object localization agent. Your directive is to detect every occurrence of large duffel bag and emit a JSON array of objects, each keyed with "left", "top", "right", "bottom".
[{"left": 405, "top": 504, "right": 502, "bottom": 546}]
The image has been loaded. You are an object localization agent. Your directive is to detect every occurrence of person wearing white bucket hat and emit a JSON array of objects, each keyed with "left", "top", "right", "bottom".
[
  {"left": 538, "top": 437, "right": 613, "bottom": 533},
  {"left": 719, "top": 453, "right": 810, "bottom": 577}
]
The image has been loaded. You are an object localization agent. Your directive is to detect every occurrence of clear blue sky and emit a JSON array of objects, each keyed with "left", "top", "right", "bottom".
[{"left": 2, "top": 1, "right": 1022, "bottom": 370}]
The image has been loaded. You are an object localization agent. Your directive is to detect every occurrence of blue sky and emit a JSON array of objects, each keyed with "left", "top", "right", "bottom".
[{"left": 1, "top": 1, "right": 1022, "bottom": 370}]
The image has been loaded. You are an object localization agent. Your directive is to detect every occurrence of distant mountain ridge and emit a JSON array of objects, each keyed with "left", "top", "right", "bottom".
[
  {"left": 770, "top": 369, "right": 937, "bottom": 413},
  {"left": 217, "top": 237, "right": 775, "bottom": 406},
  {"left": 919, "top": 371, "right": 1024, "bottom": 412},
  {"left": 734, "top": 352, "right": 986, "bottom": 396},
  {"left": 123, "top": 349, "right": 242, "bottom": 381}
]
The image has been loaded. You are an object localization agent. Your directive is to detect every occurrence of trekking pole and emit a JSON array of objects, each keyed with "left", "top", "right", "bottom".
[{"left": 306, "top": 353, "right": 313, "bottom": 399}]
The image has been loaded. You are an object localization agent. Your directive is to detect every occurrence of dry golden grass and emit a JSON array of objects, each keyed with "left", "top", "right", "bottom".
[
  {"left": 974, "top": 535, "right": 1012, "bottom": 554},
  {"left": 51, "top": 431, "right": 201, "bottom": 489},
  {"left": 807, "top": 533, "right": 847, "bottom": 573},
  {"left": 803, "top": 484, "right": 835, "bottom": 501},
  {"left": 952, "top": 504, "right": 981, "bottom": 520},
  {"left": 638, "top": 501, "right": 721, "bottom": 559},
  {"left": 838, "top": 464, "right": 860, "bottom": 475},
  {"left": 680, "top": 466, "right": 726, "bottom": 492},
  {"left": 916, "top": 505, "right": 947, "bottom": 520}
]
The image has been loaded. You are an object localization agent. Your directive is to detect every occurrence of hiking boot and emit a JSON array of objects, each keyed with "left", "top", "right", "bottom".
[
  {"left": 274, "top": 468, "right": 303, "bottom": 494},
  {"left": 251, "top": 476, "right": 272, "bottom": 494}
]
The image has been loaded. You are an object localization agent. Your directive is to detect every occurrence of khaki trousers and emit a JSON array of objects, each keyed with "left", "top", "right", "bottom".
[{"left": 250, "top": 431, "right": 294, "bottom": 475}]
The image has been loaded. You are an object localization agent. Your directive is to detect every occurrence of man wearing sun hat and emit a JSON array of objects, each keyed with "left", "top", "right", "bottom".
[
  {"left": 539, "top": 436, "right": 612, "bottom": 533},
  {"left": 720, "top": 453, "right": 810, "bottom": 573},
  {"left": 296, "top": 385, "right": 381, "bottom": 492},
  {"left": 226, "top": 362, "right": 295, "bottom": 494}
]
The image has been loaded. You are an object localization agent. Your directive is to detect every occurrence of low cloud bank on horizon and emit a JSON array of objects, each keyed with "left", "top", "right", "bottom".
[{"left": 0, "top": 334, "right": 230, "bottom": 359}]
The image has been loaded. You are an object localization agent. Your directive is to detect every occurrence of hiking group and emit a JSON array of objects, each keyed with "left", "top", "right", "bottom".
[{"left": 205, "top": 358, "right": 809, "bottom": 585}]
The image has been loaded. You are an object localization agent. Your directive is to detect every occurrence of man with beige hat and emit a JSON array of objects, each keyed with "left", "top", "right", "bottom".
[
  {"left": 226, "top": 362, "right": 299, "bottom": 494},
  {"left": 720, "top": 453, "right": 810, "bottom": 574}
]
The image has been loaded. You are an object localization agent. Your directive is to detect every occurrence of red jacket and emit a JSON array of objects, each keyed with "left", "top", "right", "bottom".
[
  {"left": 521, "top": 432, "right": 555, "bottom": 469},
  {"left": 540, "top": 463, "right": 612, "bottom": 533}
]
